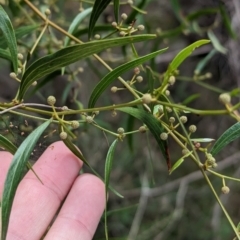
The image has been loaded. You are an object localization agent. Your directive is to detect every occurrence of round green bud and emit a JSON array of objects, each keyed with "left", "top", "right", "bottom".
[
  {"left": 139, "top": 125, "right": 147, "bottom": 133},
  {"left": 71, "top": 120, "right": 80, "bottom": 129},
  {"left": 142, "top": 93, "right": 152, "bottom": 104},
  {"left": 182, "top": 148, "right": 189, "bottom": 156},
  {"left": 160, "top": 132, "right": 168, "bottom": 140},
  {"left": 45, "top": 8, "right": 51, "bottom": 16},
  {"left": 17, "top": 68, "right": 22, "bottom": 74},
  {"left": 32, "top": 81, "right": 37, "bottom": 86},
  {"left": 180, "top": 116, "right": 187, "bottom": 123},
  {"left": 111, "top": 110, "right": 117, "bottom": 117},
  {"left": 134, "top": 67, "right": 140, "bottom": 75},
  {"left": 127, "top": 0, "right": 133, "bottom": 4},
  {"left": 137, "top": 25, "right": 145, "bottom": 31},
  {"left": 168, "top": 75, "right": 176, "bottom": 85},
  {"left": 111, "top": 86, "right": 118, "bottom": 93},
  {"left": 169, "top": 117, "right": 175, "bottom": 123},
  {"left": 121, "top": 13, "right": 128, "bottom": 20},
  {"left": 86, "top": 116, "right": 93, "bottom": 123},
  {"left": 94, "top": 34, "right": 101, "bottom": 39},
  {"left": 165, "top": 90, "right": 170, "bottom": 96},
  {"left": 9, "top": 72, "right": 17, "bottom": 79},
  {"left": 189, "top": 125, "right": 197, "bottom": 133},
  {"left": 119, "top": 31, "right": 126, "bottom": 36},
  {"left": 47, "top": 96, "right": 56, "bottom": 106},
  {"left": 112, "top": 21, "right": 118, "bottom": 27},
  {"left": 212, "top": 163, "right": 218, "bottom": 168},
  {"left": 17, "top": 53, "right": 24, "bottom": 60},
  {"left": 221, "top": 186, "right": 230, "bottom": 194},
  {"left": 219, "top": 93, "right": 231, "bottom": 104},
  {"left": 166, "top": 107, "right": 172, "bottom": 113},
  {"left": 117, "top": 127, "right": 125, "bottom": 134},
  {"left": 60, "top": 131, "right": 67, "bottom": 140},
  {"left": 136, "top": 76, "right": 143, "bottom": 82},
  {"left": 61, "top": 106, "right": 69, "bottom": 111}
]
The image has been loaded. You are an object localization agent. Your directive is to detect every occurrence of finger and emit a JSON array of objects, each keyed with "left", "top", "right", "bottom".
[
  {"left": 45, "top": 174, "right": 105, "bottom": 240},
  {"left": 6, "top": 141, "right": 83, "bottom": 240},
  {"left": 0, "top": 152, "right": 12, "bottom": 197}
]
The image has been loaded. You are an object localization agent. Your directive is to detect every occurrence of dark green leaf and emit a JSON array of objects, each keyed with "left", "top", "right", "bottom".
[
  {"left": 0, "top": 5, "right": 18, "bottom": 73},
  {"left": 210, "top": 122, "right": 240, "bottom": 156},
  {"left": 18, "top": 34, "right": 156, "bottom": 101},
  {"left": 0, "top": 48, "right": 11, "bottom": 61},
  {"left": 1, "top": 119, "right": 51, "bottom": 239},
  {"left": 187, "top": 8, "right": 218, "bottom": 21},
  {"left": 170, "top": 0, "right": 182, "bottom": 22},
  {"left": 88, "top": 47, "right": 167, "bottom": 108},
  {"left": 0, "top": 25, "right": 39, "bottom": 49},
  {"left": 182, "top": 93, "right": 200, "bottom": 105},
  {"left": 74, "top": 25, "right": 113, "bottom": 37},
  {"left": 113, "top": 0, "right": 120, "bottom": 22},
  {"left": 126, "top": 115, "right": 135, "bottom": 151},
  {"left": 0, "top": 134, "right": 17, "bottom": 154},
  {"left": 88, "top": 0, "right": 111, "bottom": 39},
  {"left": 105, "top": 139, "right": 118, "bottom": 191},
  {"left": 219, "top": 3, "right": 237, "bottom": 39},
  {"left": 118, "top": 107, "right": 171, "bottom": 170}
]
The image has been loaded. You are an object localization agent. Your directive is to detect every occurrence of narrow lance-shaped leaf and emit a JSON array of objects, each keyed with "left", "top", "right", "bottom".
[
  {"left": 118, "top": 107, "right": 171, "bottom": 171},
  {"left": 0, "top": 134, "right": 17, "bottom": 154},
  {"left": 0, "top": 48, "right": 11, "bottom": 61},
  {"left": 88, "top": 47, "right": 167, "bottom": 108},
  {"left": 160, "top": 40, "right": 210, "bottom": 91},
  {"left": 105, "top": 139, "right": 118, "bottom": 192},
  {"left": 104, "top": 138, "right": 118, "bottom": 240},
  {"left": 18, "top": 34, "right": 156, "bottom": 101},
  {"left": 113, "top": 0, "right": 120, "bottom": 22},
  {"left": 0, "top": 5, "right": 18, "bottom": 73},
  {"left": 1, "top": 119, "right": 51, "bottom": 239},
  {"left": 0, "top": 25, "right": 39, "bottom": 49},
  {"left": 62, "top": 8, "right": 92, "bottom": 75},
  {"left": 210, "top": 122, "right": 240, "bottom": 156},
  {"left": 207, "top": 30, "right": 227, "bottom": 54},
  {"left": 88, "top": 0, "right": 111, "bottom": 39}
]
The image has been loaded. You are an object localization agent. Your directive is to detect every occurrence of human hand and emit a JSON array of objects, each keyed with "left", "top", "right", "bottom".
[{"left": 0, "top": 141, "right": 105, "bottom": 240}]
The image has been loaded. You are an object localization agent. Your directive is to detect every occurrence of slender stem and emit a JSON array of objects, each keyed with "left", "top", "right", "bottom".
[{"left": 201, "top": 170, "right": 240, "bottom": 239}]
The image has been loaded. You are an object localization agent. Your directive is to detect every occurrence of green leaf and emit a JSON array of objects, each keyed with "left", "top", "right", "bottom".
[
  {"left": 0, "top": 25, "right": 39, "bottom": 49},
  {"left": 105, "top": 139, "right": 118, "bottom": 192},
  {"left": 187, "top": 8, "right": 219, "bottom": 21},
  {"left": 118, "top": 107, "right": 171, "bottom": 170},
  {"left": 0, "top": 134, "right": 17, "bottom": 154},
  {"left": 88, "top": 0, "right": 111, "bottom": 39},
  {"left": 207, "top": 30, "right": 227, "bottom": 54},
  {"left": 159, "top": 40, "right": 210, "bottom": 92},
  {"left": 18, "top": 34, "right": 156, "bottom": 101},
  {"left": 169, "top": 39, "right": 210, "bottom": 72},
  {"left": 210, "top": 122, "right": 240, "bottom": 156},
  {"left": 88, "top": 47, "right": 167, "bottom": 108},
  {"left": 169, "top": 158, "right": 184, "bottom": 175},
  {"left": 1, "top": 119, "right": 51, "bottom": 239},
  {"left": 219, "top": 3, "right": 237, "bottom": 39},
  {"left": 113, "top": 0, "right": 120, "bottom": 22},
  {"left": 0, "top": 48, "right": 11, "bottom": 61},
  {"left": 104, "top": 138, "right": 118, "bottom": 240},
  {"left": 0, "top": 5, "right": 18, "bottom": 73},
  {"left": 62, "top": 7, "right": 92, "bottom": 75},
  {"left": 64, "top": 8, "right": 93, "bottom": 48}
]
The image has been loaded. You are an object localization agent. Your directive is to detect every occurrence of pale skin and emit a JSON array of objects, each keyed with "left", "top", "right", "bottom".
[{"left": 0, "top": 141, "right": 105, "bottom": 240}]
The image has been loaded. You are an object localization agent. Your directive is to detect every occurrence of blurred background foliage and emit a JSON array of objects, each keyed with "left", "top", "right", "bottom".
[{"left": 1, "top": 0, "right": 240, "bottom": 239}]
